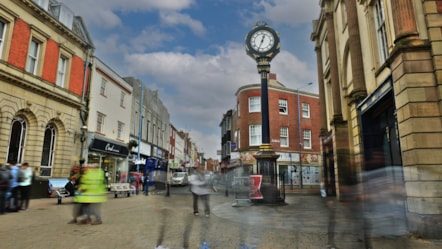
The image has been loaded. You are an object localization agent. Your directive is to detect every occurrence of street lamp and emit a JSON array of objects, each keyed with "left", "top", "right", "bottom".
[
  {"left": 137, "top": 84, "right": 143, "bottom": 173},
  {"left": 297, "top": 82, "right": 312, "bottom": 189}
]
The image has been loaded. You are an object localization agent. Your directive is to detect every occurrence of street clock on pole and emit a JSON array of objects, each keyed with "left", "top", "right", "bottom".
[{"left": 245, "top": 21, "right": 280, "bottom": 61}]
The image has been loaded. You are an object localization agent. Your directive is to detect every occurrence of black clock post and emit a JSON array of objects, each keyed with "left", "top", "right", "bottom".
[{"left": 245, "top": 21, "right": 284, "bottom": 204}]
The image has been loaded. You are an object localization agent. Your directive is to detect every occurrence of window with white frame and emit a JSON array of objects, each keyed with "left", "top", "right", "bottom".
[
  {"left": 303, "top": 129, "right": 312, "bottom": 149},
  {"left": 7, "top": 116, "right": 27, "bottom": 164},
  {"left": 26, "top": 39, "right": 40, "bottom": 74},
  {"left": 237, "top": 102, "right": 240, "bottom": 117},
  {"left": 120, "top": 91, "right": 125, "bottom": 107},
  {"left": 248, "top": 96, "right": 261, "bottom": 113},
  {"left": 0, "top": 20, "right": 6, "bottom": 58},
  {"left": 280, "top": 126, "right": 289, "bottom": 147},
  {"left": 117, "top": 121, "right": 124, "bottom": 139},
  {"left": 322, "top": 37, "right": 329, "bottom": 68},
  {"left": 341, "top": 0, "right": 347, "bottom": 28},
  {"left": 40, "top": 124, "right": 56, "bottom": 176},
  {"left": 96, "top": 112, "right": 105, "bottom": 133},
  {"left": 100, "top": 78, "right": 107, "bottom": 96},
  {"left": 302, "top": 103, "right": 310, "bottom": 118},
  {"left": 374, "top": 0, "right": 388, "bottom": 64},
  {"left": 56, "top": 56, "right": 67, "bottom": 87},
  {"left": 279, "top": 99, "right": 288, "bottom": 114},
  {"left": 249, "top": 125, "right": 261, "bottom": 146}
]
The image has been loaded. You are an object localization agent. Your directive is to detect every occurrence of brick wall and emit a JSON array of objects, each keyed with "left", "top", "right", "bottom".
[
  {"left": 68, "top": 55, "right": 85, "bottom": 96},
  {"left": 8, "top": 18, "right": 30, "bottom": 70},
  {"left": 236, "top": 86, "right": 320, "bottom": 153},
  {"left": 42, "top": 39, "right": 59, "bottom": 83}
]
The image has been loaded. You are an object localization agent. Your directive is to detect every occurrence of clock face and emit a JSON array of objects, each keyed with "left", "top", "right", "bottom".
[{"left": 250, "top": 30, "right": 275, "bottom": 53}]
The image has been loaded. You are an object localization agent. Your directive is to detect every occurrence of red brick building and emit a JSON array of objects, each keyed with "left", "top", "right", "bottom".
[{"left": 227, "top": 74, "right": 320, "bottom": 189}]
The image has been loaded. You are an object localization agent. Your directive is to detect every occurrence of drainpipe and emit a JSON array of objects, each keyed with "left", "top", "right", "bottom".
[{"left": 79, "top": 49, "right": 91, "bottom": 166}]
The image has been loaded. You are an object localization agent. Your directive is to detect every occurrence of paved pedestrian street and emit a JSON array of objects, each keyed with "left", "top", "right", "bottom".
[{"left": 0, "top": 192, "right": 441, "bottom": 249}]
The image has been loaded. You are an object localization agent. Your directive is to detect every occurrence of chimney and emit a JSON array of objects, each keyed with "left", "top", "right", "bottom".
[{"left": 269, "top": 73, "right": 277, "bottom": 80}]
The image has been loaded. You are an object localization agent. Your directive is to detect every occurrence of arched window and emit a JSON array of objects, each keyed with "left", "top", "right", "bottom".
[
  {"left": 40, "top": 124, "right": 56, "bottom": 176},
  {"left": 7, "top": 116, "right": 27, "bottom": 164}
]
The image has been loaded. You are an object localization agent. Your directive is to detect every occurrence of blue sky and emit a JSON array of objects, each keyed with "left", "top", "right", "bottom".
[{"left": 58, "top": 0, "right": 321, "bottom": 159}]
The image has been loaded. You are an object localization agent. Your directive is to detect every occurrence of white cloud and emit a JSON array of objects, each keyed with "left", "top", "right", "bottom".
[
  {"left": 246, "top": 0, "right": 320, "bottom": 26},
  {"left": 130, "top": 27, "right": 175, "bottom": 52},
  {"left": 159, "top": 11, "right": 206, "bottom": 36},
  {"left": 58, "top": 0, "right": 196, "bottom": 29}
]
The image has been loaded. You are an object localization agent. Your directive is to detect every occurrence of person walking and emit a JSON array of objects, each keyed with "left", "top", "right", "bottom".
[
  {"left": 143, "top": 172, "right": 149, "bottom": 196},
  {"left": 18, "top": 162, "right": 33, "bottom": 210},
  {"left": 7, "top": 161, "right": 21, "bottom": 212},
  {"left": 0, "top": 164, "right": 11, "bottom": 215},
  {"left": 75, "top": 164, "right": 107, "bottom": 225},
  {"left": 189, "top": 166, "right": 211, "bottom": 217}
]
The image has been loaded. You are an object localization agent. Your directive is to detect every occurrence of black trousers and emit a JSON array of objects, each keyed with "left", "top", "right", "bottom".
[
  {"left": 192, "top": 192, "right": 210, "bottom": 215},
  {"left": 19, "top": 185, "right": 31, "bottom": 209}
]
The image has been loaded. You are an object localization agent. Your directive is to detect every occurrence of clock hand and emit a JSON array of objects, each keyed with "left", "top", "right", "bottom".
[{"left": 258, "top": 34, "right": 265, "bottom": 49}]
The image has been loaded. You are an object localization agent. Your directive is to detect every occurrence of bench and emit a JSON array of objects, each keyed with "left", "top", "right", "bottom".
[
  {"left": 109, "top": 183, "right": 136, "bottom": 198},
  {"left": 48, "top": 178, "right": 71, "bottom": 204}
]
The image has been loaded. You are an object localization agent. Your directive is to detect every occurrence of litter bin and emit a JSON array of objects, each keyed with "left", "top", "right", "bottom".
[{"left": 30, "top": 177, "right": 50, "bottom": 199}]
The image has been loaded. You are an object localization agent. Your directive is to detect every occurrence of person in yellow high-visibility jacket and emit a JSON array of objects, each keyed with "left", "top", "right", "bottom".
[{"left": 75, "top": 164, "right": 107, "bottom": 225}]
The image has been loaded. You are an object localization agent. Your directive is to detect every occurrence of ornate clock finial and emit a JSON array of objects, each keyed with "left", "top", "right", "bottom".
[{"left": 256, "top": 20, "right": 267, "bottom": 27}]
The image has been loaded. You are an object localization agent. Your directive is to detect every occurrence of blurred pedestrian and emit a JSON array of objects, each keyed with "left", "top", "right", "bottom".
[
  {"left": 189, "top": 166, "right": 211, "bottom": 217},
  {"left": 143, "top": 172, "right": 149, "bottom": 196},
  {"left": 0, "top": 164, "right": 12, "bottom": 215},
  {"left": 64, "top": 176, "right": 77, "bottom": 197},
  {"left": 18, "top": 162, "right": 33, "bottom": 210},
  {"left": 75, "top": 164, "right": 107, "bottom": 225},
  {"left": 7, "top": 161, "right": 21, "bottom": 212}
]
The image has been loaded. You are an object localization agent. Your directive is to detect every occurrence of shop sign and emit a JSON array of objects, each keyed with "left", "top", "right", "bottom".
[{"left": 90, "top": 138, "right": 129, "bottom": 157}]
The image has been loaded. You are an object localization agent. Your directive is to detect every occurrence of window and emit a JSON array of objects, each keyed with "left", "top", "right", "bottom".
[
  {"left": 100, "top": 78, "right": 107, "bottom": 96},
  {"left": 117, "top": 121, "right": 124, "bottom": 139},
  {"left": 7, "top": 116, "right": 27, "bottom": 164},
  {"left": 303, "top": 130, "right": 312, "bottom": 149},
  {"left": 237, "top": 102, "right": 240, "bottom": 117},
  {"left": 0, "top": 20, "right": 6, "bottom": 58},
  {"left": 237, "top": 129, "right": 240, "bottom": 149},
  {"left": 322, "top": 37, "right": 329, "bottom": 68},
  {"left": 26, "top": 39, "right": 40, "bottom": 74},
  {"left": 374, "top": 0, "right": 388, "bottom": 64},
  {"left": 40, "top": 124, "right": 56, "bottom": 176},
  {"left": 279, "top": 99, "right": 288, "bottom": 114},
  {"left": 96, "top": 112, "right": 105, "bottom": 133},
  {"left": 341, "top": 0, "right": 347, "bottom": 27},
  {"left": 120, "top": 91, "right": 125, "bottom": 107},
  {"left": 280, "top": 127, "right": 289, "bottom": 147},
  {"left": 248, "top": 96, "right": 261, "bottom": 113},
  {"left": 302, "top": 103, "right": 310, "bottom": 118},
  {"left": 56, "top": 56, "right": 67, "bottom": 87},
  {"left": 249, "top": 125, "right": 261, "bottom": 146}
]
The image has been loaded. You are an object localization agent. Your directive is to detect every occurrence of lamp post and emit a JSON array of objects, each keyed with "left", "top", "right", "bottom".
[
  {"left": 137, "top": 84, "right": 143, "bottom": 173},
  {"left": 297, "top": 82, "right": 312, "bottom": 189}
]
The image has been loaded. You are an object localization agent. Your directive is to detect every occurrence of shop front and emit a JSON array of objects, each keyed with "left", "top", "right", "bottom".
[
  {"left": 276, "top": 152, "right": 321, "bottom": 190},
  {"left": 86, "top": 134, "right": 129, "bottom": 184}
]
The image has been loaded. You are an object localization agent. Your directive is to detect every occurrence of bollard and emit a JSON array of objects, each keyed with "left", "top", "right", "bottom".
[
  {"left": 165, "top": 183, "right": 170, "bottom": 197},
  {"left": 57, "top": 197, "right": 62, "bottom": 205}
]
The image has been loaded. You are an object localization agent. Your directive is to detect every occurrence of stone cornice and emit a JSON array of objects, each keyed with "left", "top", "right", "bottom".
[{"left": 0, "top": 63, "right": 84, "bottom": 109}]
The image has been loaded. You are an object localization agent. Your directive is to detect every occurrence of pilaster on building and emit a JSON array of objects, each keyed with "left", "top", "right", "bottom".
[{"left": 312, "top": 0, "right": 442, "bottom": 239}]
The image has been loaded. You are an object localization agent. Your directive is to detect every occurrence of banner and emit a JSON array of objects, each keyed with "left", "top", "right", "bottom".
[{"left": 249, "top": 175, "right": 263, "bottom": 199}]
